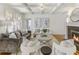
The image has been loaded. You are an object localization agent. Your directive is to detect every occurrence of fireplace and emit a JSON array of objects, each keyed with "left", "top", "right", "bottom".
[{"left": 68, "top": 26, "right": 79, "bottom": 51}]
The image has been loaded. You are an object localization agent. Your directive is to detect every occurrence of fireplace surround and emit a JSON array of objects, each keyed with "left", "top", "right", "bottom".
[{"left": 68, "top": 26, "right": 79, "bottom": 51}]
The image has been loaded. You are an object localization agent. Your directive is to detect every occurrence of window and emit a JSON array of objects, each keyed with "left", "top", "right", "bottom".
[
  {"left": 35, "top": 17, "right": 49, "bottom": 29},
  {"left": 27, "top": 19, "right": 32, "bottom": 30}
]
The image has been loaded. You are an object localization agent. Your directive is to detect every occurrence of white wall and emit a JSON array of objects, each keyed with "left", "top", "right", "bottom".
[{"left": 49, "top": 12, "right": 67, "bottom": 35}]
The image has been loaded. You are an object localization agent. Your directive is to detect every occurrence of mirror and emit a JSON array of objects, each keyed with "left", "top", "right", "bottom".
[{"left": 70, "top": 8, "right": 79, "bottom": 22}]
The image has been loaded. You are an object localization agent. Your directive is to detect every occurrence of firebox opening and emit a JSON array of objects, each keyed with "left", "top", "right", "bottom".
[{"left": 72, "top": 30, "right": 79, "bottom": 43}]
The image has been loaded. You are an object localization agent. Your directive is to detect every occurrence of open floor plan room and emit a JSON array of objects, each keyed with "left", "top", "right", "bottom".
[{"left": 0, "top": 3, "right": 79, "bottom": 55}]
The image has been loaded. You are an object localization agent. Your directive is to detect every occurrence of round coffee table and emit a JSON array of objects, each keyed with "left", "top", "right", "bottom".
[{"left": 41, "top": 46, "right": 52, "bottom": 55}]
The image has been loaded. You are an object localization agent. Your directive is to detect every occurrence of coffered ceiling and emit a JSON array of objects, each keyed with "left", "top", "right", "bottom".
[{"left": 1, "top": 3, "right": 79, "bottom": 14}]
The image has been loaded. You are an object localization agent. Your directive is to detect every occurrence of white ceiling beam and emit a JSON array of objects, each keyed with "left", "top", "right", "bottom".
[
  {"left": 5, "top": 4, "right": 25, "bottom": 15},
  {"left": 23, "top": 3, "right": 33, "bottom": 14},
  {"left": 51, "top": 3, "right": 62, "bottom": 14}
]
